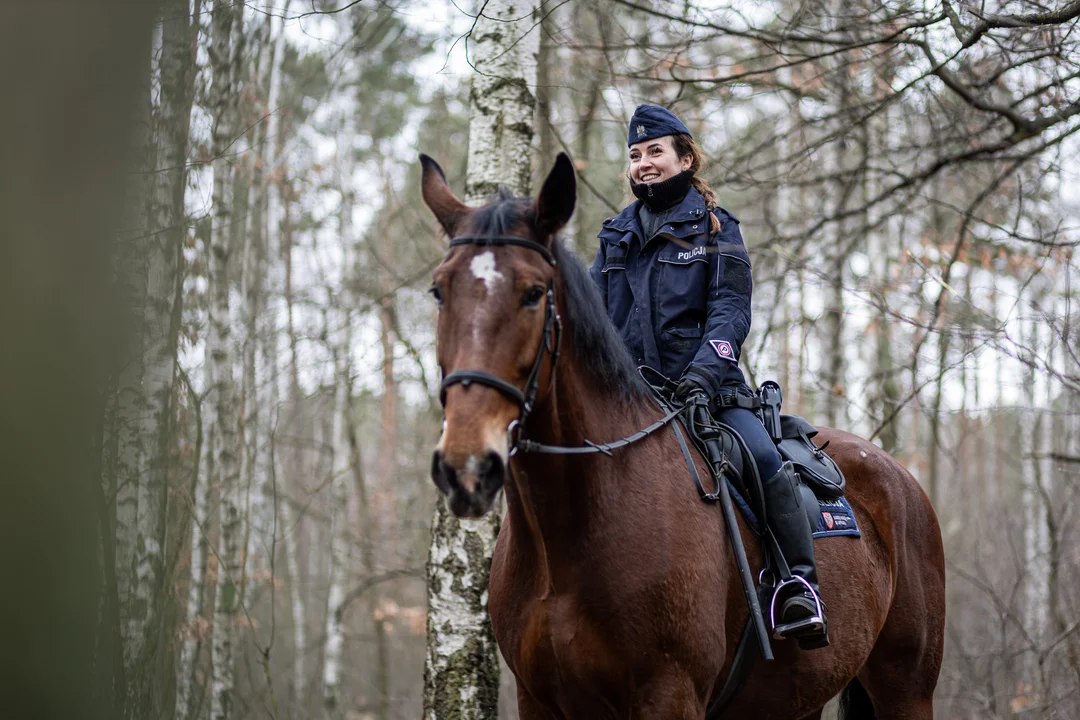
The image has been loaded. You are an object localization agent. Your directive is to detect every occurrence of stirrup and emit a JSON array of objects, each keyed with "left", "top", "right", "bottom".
[{"left": 769, "top": 576, "right": 829, "bottom": 648}]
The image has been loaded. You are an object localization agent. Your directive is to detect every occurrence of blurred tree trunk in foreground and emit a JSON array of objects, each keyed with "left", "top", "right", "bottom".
[{"left": 0, "top": 1, "right": 156, "bottom": 717}]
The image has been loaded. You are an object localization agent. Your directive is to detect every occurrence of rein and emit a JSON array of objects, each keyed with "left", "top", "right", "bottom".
[{"left": 438, "top": 233, "right": 683, "bottom": 457}]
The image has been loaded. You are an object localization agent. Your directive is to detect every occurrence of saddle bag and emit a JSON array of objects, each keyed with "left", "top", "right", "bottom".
[{"left": 777, "top": 415, "right": 846, "bottom": 498}]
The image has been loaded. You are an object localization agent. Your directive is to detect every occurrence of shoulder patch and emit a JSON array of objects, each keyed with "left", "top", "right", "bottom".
[{"left": 709, "top": 339, "right": 738, "bottom": 362}]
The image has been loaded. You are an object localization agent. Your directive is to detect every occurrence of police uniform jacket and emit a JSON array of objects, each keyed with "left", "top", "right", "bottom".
[{"left": 588, "top": 186, "right": 752, "bottom": 399}]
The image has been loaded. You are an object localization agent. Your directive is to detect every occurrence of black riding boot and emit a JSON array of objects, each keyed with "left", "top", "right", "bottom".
[{"left": 763, "top": 461, "right": 829, "bottom": 649}]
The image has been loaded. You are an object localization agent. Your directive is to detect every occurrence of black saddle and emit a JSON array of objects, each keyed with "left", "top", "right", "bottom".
[
  {"left": 711, "top": 414, "right": 847, "bottom": 535},
  {"left": 638, "top": 368, "right": 847, "bottom": 533}
]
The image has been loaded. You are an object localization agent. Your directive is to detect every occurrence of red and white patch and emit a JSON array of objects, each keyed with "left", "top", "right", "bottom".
[
  {"left": 822, "top": 512, "right": 834, "bottom": 530},
  {"left": 709, "top": 339, "right": 736, "bottom": 362}
]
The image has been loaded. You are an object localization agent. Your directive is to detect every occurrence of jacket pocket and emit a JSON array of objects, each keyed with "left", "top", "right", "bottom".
[
  {"left": 659, "top": 325, "right": 703, "bottom": 378},
  {"left": 656, "top": 242, "right": 709, "bottom": 326},
  {"left": 661, "top": 325, "right": 703, "bottom": 352}
]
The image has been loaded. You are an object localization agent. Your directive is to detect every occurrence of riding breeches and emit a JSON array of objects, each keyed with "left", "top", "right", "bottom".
[{"left": 714, "top": 406, "right": 782, "bottom": 481}]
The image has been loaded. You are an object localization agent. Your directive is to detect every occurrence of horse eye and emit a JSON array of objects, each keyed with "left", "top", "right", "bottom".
[
  {"left": 429, "top": 285, "right": 443, "bottom": 306},
  {"left": 521, "top": 285, "right": 545, "bottom": 308}
]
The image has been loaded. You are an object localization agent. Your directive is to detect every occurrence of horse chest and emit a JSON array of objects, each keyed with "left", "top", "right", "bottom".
[{"left": 504, "top": 596, "right": 633, "bottom": 710}]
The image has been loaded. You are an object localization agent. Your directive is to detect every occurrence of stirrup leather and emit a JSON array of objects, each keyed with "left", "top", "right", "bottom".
[{"left": 769, "top": 576, "right": 826, "bottom": 640}]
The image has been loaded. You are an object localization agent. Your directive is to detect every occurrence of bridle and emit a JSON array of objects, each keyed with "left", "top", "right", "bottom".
[
  {"left": 438, "top": 234, "right": 563, "bottom": 433},
  {"left": 437, "top": 233, "right": 686, "bottom": 458}
]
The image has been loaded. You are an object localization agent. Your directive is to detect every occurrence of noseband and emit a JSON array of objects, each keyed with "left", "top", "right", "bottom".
[{"left": 438, "top": 234, "right": 562, "bottom": 426}]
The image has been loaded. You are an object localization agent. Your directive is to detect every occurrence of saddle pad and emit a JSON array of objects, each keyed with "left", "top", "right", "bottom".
[
  {"left": 812, "top": 496, "right": 861, "bottom": 539},
  {"left": 726, "top": 480, "right": 861, "bottom": 540}
]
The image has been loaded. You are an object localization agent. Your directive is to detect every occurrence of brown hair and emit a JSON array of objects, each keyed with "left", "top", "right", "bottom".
[{"left": 671, "top": 133, "right": 721, "bottom": 233}]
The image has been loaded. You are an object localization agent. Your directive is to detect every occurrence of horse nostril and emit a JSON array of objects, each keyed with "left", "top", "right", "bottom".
[
  {"left": 477, "top": 450, "right": 506, "bottom": 493},
  {"left": 431, "top": 450, "right": 457, "bottom": 495}
]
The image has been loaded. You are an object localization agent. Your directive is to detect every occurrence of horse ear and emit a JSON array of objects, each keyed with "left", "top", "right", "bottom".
[
  {"left": 535, "top": 152, "right": 576, "bottom": 240},
  {"left": 420, "top": 153, "right": 467, "bottom": 237}
]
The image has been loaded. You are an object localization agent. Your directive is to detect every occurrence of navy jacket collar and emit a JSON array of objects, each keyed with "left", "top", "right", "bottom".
[{"left": 603, "top": 186, "right": 708, "bottom": 234}]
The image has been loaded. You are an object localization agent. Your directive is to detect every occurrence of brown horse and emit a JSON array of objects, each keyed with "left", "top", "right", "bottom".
[{"left": 421, "top": 152, "right": 945, "bottom": 719}]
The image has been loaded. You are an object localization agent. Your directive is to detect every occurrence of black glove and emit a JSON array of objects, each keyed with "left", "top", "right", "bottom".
[
  {"left": 676, "top": 378, "right": 713, "bottom": 435},
  {"left": 675, "top": 377, "right": 708, "bottom": 402}
]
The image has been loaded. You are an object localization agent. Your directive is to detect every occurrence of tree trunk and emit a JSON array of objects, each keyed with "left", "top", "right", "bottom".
[
  {"left": 207, "top": 2, "right": 242, "bottom": 718},
  {"left": 823, "top": 255, "right": 845, "bottom": 428},
  {"left": 280, "top": 140, "right": 308, "bottom": 713},
  {"left": 113, "top": 1, "right": 197, "bottom": 716},
  {"left": 535, "top": 8, "right": 555, "bottom": 176},
  {"left": 424, "top": 2, "right": 538, "bottom": 718},
  {"left": 109, "top": 26, "right": 152, "bottom": 720},
  {"left": 322, "top": 117, "right": 355, "bottom": 720}
]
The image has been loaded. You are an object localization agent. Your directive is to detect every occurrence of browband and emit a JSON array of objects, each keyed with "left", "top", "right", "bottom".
[{"left": 449, "top": 234, "right": 556, "bottom": 267}]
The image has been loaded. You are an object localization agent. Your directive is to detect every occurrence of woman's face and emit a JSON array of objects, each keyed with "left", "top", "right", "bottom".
[{"left": 628, "top": 135, "right": 692, "bottom": 184}]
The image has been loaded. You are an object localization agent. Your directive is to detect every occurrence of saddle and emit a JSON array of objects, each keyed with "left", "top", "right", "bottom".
[{"left": 640, "top": 369, "right": 848, "bottom": 530}]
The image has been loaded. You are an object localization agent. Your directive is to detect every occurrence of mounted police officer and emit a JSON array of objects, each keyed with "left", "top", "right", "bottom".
[{"left": 588, "top": 104, "right": 827, "bottom": 645}]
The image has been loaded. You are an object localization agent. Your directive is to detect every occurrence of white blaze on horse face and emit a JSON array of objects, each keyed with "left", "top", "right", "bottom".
[
  {"left": 469, "top": 250, "right": 504, "bottom": 344},
  {"left": 470, "top": 251, "right": 503, "bottom": 294}
]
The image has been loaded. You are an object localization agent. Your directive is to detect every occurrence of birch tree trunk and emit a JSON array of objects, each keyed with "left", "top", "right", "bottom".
[
  {"left": 424, "top": 2, "right": 538, "bottom": 717},
  {"left": 207, "top": 2, "right": 242, "bottom": 717},
  {"left": 322, "top": 117, "right": 356, "bottom": 720},
  {"left": 115, "top": 1, "right": 196, "bottom": 716},
  {"left": 280, "top": 155, "right": 308, "bottom": 711},
  {"left": 109, "top": 28, "right": 152, "bottom": 717}
]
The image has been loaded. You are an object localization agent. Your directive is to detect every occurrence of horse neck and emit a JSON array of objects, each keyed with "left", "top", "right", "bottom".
[{"left": 505, "top": 337, "right": 656, "bottom": 588}]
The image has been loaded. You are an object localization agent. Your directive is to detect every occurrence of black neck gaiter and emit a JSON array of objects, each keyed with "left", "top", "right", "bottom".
[{"left": 630, "top": 169, "right": 694, "bottom": 211}]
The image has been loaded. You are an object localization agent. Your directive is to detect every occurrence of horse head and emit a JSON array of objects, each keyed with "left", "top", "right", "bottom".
[{"left": 420, "top": 152, "right": 576, "bottom": 518}]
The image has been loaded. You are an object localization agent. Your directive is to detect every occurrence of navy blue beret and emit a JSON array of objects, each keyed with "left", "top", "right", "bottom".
[{"left": 627, "top": 104, "right": 691, "bottom": 147}]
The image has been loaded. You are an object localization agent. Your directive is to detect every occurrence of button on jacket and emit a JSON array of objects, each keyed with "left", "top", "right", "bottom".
[{"left": 588, "top": 187, "right": 752, "bottom": 399}]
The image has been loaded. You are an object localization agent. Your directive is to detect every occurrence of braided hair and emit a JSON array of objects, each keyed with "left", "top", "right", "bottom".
[{"left": 670, "top": 133, "right": 721, "bottom": 233}]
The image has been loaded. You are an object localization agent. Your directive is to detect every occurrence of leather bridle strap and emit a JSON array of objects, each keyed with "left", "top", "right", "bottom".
[
  {"left": 439, "top": 234, "right": 560, "bottom": 417},
  {"left": 449, "top": 235, "right": 557, "bottom": 267},
  {"left": 439, "top": 370, "right": 525, "bottom": 408}
]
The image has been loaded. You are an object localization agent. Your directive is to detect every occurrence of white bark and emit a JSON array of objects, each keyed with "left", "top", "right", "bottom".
[
  {"left": 424, "top": 2, "right": 538, "bottom": 718},
  {"left": 277, "top": 71, "right": 307, "bottom": 706},
  {"left": 280, "top": 475, "right": 307, "bottom": 707},
  {"left": 177, "top": 435, "right": 211, "bottom": 720},
  {"left": 322, "top": 116, "right": 355, "bottom": 720},
  {"left": 1023, "top": 308, "right": 1050, "bottom": 640},
  {"left": 321, "top": 352, "right": 352, "bottom": 719},
  {"left": 207, "top": 2, "right": 242, "bottom": 718},
  {"left": 112, "top": 1, "right": 194, "bottom": 716},
  {"left": 463, "top": 0, "right": 538, "bottom": 205}
]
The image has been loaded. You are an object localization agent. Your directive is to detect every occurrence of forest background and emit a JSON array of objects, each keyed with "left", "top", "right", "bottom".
[{"left": 3, "top": 0, "right": 1079, "bottom": 718}]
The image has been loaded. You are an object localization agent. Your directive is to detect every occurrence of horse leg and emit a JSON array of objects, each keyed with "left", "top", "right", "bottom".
[
  {"left": 851, "top": 612, "right": 942, "bottom": 720},
  {"left": 631, "top": 672, "right": 704, "bottom": 720},
  {"left": 516, "top": 685, "right": 561, "bottom": 720}
]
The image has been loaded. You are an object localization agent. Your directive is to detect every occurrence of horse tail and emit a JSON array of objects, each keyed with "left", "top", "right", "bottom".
[{"left": 838, "top": 677, "right": 875, "bottom": 719}]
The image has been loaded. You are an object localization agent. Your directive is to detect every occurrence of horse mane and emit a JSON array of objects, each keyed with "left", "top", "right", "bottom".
[
  {"left": 551, "top": 239, "right": 649, "bottom": 402},
  {"left": 469, "top": 188, "right": 649, "bottom": 403}
]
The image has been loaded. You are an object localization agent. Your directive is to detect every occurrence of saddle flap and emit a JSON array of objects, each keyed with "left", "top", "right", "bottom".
[
  {"left": 779, "top": 414, "right": 817, "bottom": 440},
  {"left": 777, "top": 414, "right": 846, "bottom": 498}
]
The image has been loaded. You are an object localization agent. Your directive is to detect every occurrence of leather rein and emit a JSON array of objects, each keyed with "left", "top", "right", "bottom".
[{"left": 437, "top": 233, "right": 683, "bottom": 457}]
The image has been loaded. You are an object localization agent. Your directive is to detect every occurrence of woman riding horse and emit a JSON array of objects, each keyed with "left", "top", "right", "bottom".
[
  {"left": 421, "top": 149, "right": 945, "bottom": 718},
  {"left": 589, "top": 104, "right": 824, "bottom": 643}
]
